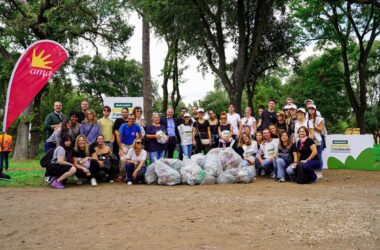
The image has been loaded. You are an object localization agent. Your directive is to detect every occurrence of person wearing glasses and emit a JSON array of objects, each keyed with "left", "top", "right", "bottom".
[
  {"left": 133, "top": 106, "right": 146, "bottom": 137},
  {"left": 117, "top": 113, "right": 142, "bottom": 181},
  {"left": 98, "top": 106, "right": 114, "bottom": 149},
  {"left": 218, "top": 112, "right": 233, "bottom": 148},
  {"left": 124, "top": 138, "right": 147, "bottom": 185}
]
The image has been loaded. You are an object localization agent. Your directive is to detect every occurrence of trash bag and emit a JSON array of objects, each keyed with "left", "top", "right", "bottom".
[
  {"left": 181, "top": 157, "right": 206, "bottom": 185},
  {"left": 236, "top": 166, "right": 255, "bottom": 184},
  {"left": 216, "top": 171, "right": 236, "bottom": 184},
  {"left": 203, "top": 153, "right": 222, "bottom": 177},
  {"left": 219, "top": 147, "right": 242, "bottom": 170},
  {"left": 155, "top": 159, "right": 181, "bottom": 186},
  {"left": 224, "top": 168, "right": 240, "bottom": 178},
  {"left": 160, "top": 158, "right": 183, "bottom": 171},
  {"left": 145, "top": 163, "right": 158, "bottom": 184},
  {"left": 201, "top": 173, "right": 216, "bottom": 185},
  {"left": 191, "top": 153, "right": 206, "bottom": 168}
]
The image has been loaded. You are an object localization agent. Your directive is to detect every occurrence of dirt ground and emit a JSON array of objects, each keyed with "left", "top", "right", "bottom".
[{"left": 0, "top": 170, "right": 379, "bottom": 250}]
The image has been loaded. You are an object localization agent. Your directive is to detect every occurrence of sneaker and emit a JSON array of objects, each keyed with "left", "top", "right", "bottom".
[
  {"left": 90, "top": 178, "right": 97, "bottom": 186},
  {"left": 316, "top": 171, "right": 323, "bottom": 179},
  {"left": 0, "top": 173, "right": 11, "bottom": 180},
  {"left": 48, "top": 176, "right": 56, "bottom": 184},
  {"left": 109, "top": 179, "right": 114, "bottom": 183},
  {"left": 271, "top": 173, "right": 276, "bottom": 179},
  {"left": 260, "top": 169, "right": 265, "bottom": 176},
  {"left": 44, "top": 176, "right": 50, "bottom": 183},
  {"left": 127, "top": 181, "right": 132, "bottom": 185},
  {"left": 51, "top": 180, "right": 64, "bottom": 189},
  {"left": 76, "top": 178, "right": 83, "bottom": 185},
  {"left": 279, "top": 178, "right": 285, "bottom": 182}
]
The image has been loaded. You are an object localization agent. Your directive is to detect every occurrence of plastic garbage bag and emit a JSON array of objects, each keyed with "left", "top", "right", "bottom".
[
  {"left": 160, "top": 158, "right": 183, "bottom": 171},
  {"left": 203, "top": 153, "right": 222, "bottom": 177},
  {"left": 191, "top": 153, "right": 206, "bottom": 168},
  {"left": 155, "top": 159, "right": 181, "bottom": 186},
  {"left": 224, "top": 168, "right": 240, "bottom": 178},
  {"left": 236, "top": 166, "right": 255, "bottom": 183},
  {"left": 145, "top": 163, "right": 158, "bottom": 184},
  {"left": 201, "top": 173, "right": 216, "bottom": 185},
  {"left": 220, "top": 147, "right": 243, "bottom": 170},
  {"left": 216, "top": 171, "right": 236, "bottom": 184},
  {"left": 181, "top": 157, "right": 206, "bottom": 185}
]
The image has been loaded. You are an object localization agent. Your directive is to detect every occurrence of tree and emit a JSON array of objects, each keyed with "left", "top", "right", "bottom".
[
  {"left": 0, "top": 0, "right": 133, "bottom": 158},
  {"left": 73, "top": 55, "right": 143, "bottom": 104},
  {"left": 284, "top": 52, "right": 351, "bottom": 133},
  {"left": 142, "top": 13, "right": 153, "bottom": 126},
  {"left": 291, "top": 0, "right": 380, "bottom": 133}
]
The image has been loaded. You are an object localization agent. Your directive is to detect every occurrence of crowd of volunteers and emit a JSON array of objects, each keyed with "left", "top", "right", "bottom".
[{"left": 41, "top": 97, "right": 327, "bottom": 189}]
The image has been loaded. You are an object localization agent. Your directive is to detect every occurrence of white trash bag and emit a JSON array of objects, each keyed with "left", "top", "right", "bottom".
[
  {"left": 145, "top": 162, "right": 158, "bottom": 184},
  {"left": 191, "top": 153, "right": 206, "bottom": 168},
  {"left": 203, "top": 153, "right": 223, "bottom": 177},
  {"left": 236, "top": 166, "right": 255, "bottom": 184},
  {"left": 181, "top": 157, "right": 206, "bottom": 185},
  {"left": 155, "top": 159, "right": 181, "bottom": 186},
  {"left": 216, "top": 171, "right": 236, "bottom": 184},
  {"left": 220, "top": 147, "right": 243, "bottom": 170},
  {"left": 160, "top": 158, "right": 183, "bottom": 171}
]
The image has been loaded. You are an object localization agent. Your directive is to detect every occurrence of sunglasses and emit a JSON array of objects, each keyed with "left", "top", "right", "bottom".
[
  {"left": 136, "top": 141, "right": 142, "bottom": 144},
  {"left": 136, "top": 110, "right": 142, "bottom": 112},
  {"left": 103, "top": 109, "right": 111, "bottom": 112}
]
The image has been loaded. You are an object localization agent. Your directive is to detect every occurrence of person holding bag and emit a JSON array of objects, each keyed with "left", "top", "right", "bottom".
[{"left": 192, "top": 108, "right": 211, "bottom": 154}]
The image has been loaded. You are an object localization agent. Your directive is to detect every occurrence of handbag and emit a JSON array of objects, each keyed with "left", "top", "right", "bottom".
[{"left": 201, "top": 139, "right": 210, "bottom": 145}]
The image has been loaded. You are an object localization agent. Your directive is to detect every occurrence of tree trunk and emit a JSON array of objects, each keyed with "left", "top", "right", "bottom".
[
  {"left": 246, "top": 77, "right": 257, "bottom": 110},
  {"left": 142, "top": 14, "right": 153, "bottom": 126},
  {"left": 229, "top": 84, "right": 244, "bottom": 114},
  {"left": 12, "top": 103, "right": 33, "bottom": 161},
  {"left": 355, "top": 108, "right": 366, "bottom": 134},
  {"left": 171, "top": 39, "right": 181, "bottom": 112},
  {"left": 29, "top": 92, "right": 42, "bottom": 158},
  {"left": 161, "top": 42, "right": 174, "bottom": 114}
]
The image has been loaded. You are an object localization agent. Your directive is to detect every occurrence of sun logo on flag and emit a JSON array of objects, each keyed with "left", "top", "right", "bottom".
[{"left": 31, "top": 49, "right": 53, "bottom": 69}]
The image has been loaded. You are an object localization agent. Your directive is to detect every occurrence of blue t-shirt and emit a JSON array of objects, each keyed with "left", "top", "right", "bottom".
[
  {"left": 146, "top": 124, "right": 167, "bottom": 152},
  {"left": 119, "top": 123, "right": 141, "bottom": 145}
]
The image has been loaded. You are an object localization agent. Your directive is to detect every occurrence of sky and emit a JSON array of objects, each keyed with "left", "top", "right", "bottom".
[{"left": 82, "top": 11, "right": 318, "bottom": 105}]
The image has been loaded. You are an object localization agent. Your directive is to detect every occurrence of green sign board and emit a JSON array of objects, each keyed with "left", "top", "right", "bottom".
[{"left": 114, "top": 103, "right": 133, "bottom": 108}]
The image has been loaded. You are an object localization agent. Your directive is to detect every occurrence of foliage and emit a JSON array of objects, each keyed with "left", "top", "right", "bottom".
[{"left": 72, "top": 55, "right": 143, "bottom": 104}]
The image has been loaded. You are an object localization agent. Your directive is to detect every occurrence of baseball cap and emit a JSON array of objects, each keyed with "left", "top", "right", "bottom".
[
  {"left": 183, "top": 113, "right": 191, "bottom": 117},
  {"left": 289, "top": 104, "right": 297, "bottom": 110},
  {"left": 304, "top": 99, "right": 314, "bottom": 106},
  {"left": 297, "top": 108, "right": 306, "bottom": 114},
  {"left": 197, "top": 108, "right": 205, "bottom": 113},
  {"left": 308, "top": 104, "right": 317, "bottom": 110}
]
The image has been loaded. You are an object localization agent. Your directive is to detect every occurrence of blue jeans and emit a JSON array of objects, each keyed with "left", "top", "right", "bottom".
[
  {"left": 149, "top": 150, "right": 165, "bottom": 164},
  {"left": 317, "top": 141, "right": 324, "bottom": 170},
  {"left": 255, "top": 158, "right": 275, "bottom": 175},
  {"left": 181, "top": 144, "right": 192, "bottom": 159},
  {"left": 125, "top": 163, "right": 146, "bottom": 182},
  {"left": 274, "top": 157, "right": 288, "bottom": 179}
]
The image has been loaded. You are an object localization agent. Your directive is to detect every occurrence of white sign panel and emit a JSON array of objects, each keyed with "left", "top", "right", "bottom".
[
  {"left": 103, "top": 97, "right": 144, "bottom": 121},
  {"left": 322, "top": 134, "right": 373, "bottom": 169}
]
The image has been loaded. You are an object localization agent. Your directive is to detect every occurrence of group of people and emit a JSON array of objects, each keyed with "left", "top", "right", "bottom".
[{"left": 43, "top": 97, "right": 327, "bottom": 189}]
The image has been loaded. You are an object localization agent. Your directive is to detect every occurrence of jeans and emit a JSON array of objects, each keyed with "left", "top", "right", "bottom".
[
  {"left": 149, "top": 150, "right": 166, "bottom": 164},
  {"left": 0, "top": 151, "right": 10, "bottom": 171},
  {"left": 255, "top": 158, "right": 275, "bottom": 175},
  {"left": 317, "top": 141, "right": 324, "bottom": 170},
  {"left": 181, "top": 145, "right": 192, "bottom": 159},
  {"left": 125, "top": 163, "right": 146, "bottom": 182},
  {"left": 274, "top": 157, "right": 288, "bottom": 179}
]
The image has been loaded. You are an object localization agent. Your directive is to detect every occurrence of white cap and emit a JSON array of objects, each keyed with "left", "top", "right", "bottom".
[
  {"left": 308, "top": 104, "right": 317, "bottom": 110},
  {"left": 197, "top": 108, "right": 205, "bottom": 113},
  {"left": 304, "top": 99, "right": 314, "bottom": 106},
  {"left": 183, "top": 112, "right": 191, "bottom": 117},
  {"left": 297, "top": 107, "right": 306, "bottom": 114},
  {"left": 283, "top": 104, "right": 291, "bottom": 110},
  {"left": 289, "top": 104, "right": 297, "bottom": 110}
]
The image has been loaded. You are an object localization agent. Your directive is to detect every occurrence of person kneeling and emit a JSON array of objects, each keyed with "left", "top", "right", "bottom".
[
  {"left": 47, "top": 135, "right": 76, "bottom": 189},
  {"left": 125, "top": 139, "right": 147, "bottom": 185}
]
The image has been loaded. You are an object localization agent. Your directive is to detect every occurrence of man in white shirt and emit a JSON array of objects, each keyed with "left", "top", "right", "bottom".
[
  {"left": 255, "top": 128, "right": 278, "bottom": 177},
  {"left": 227, "top": 103, "right": 241, "bottom": 140}
]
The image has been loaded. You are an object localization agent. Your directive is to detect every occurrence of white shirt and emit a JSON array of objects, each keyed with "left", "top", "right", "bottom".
[
  {"left": 241, "top": 116, "right": 256, "bottom": 135},
  {"left": 308, "top": 117, "right": 324, "bottom": 144},
  {"left": 259, "top": 139, "right": 278, "bottom": 159},
  {"left": 126, "top": 148, "right": 147, "bottom": 162},
  {"left": 294, "top": 120, "right": 314, "bottom": 142},
  {"left": 227, "top": 113, "right": 241, "bottom": 135},
  {"left": 177, "top": 124, "right": 193, "bottom": 145},
  {"left": 242, "top": 141, "right": 258, "bottom": 161}
]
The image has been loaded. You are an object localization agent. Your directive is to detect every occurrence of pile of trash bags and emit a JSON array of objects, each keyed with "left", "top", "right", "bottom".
[{"left": 145, "top": 147, "right": 256, "bottom": 186}]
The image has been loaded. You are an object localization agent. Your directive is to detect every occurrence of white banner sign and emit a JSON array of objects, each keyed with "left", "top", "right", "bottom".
[{"left": 103, "top": 97, "right": 144, "bottom": 121}]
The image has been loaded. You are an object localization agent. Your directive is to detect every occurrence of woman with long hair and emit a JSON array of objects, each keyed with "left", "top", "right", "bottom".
[
  {"left": 274, "top": 132, "right": 296, "bottom": 182},
  {"left": 208, "top": 110, "right": 219, "bottom": 148},
  {"left": 192, "top": 108, "right": 212, "bottom": 154},
  {"left": 146, "top": 113, "right": 168, "bottom": 163},
  {"left": 177, "top": 113, "right": 193, "bottom": 158},
  {"left": 94, "top": 135, "right": 119, "bottom": 182},
  {"left": 125, "top": 138, "right": 147, "bottom": 185},
  {"left": 133, "top": 106, "right": 146, "bottom": 137},
  {"left": 72, "top": 135, "right": 105, "bottom": 186},
  {"left": 307, "top": 105, "right": 325, "bottom": 175},
  {"left": 286, "top": 126, "right": 320, "bottom": 183},
  {"left": 45, "top": 120, "right": 73, "bottom": 150},
  {"left": 237, "top": 133, "right": 258, "bottom": 169},
  {"left": 276, "top": 111, "right": 287, "bottom": 135},
  {"left": 293, "top": 108, "right": 314, "bottom": 143},
  {"left": 80, "top": 109, "right": 101, "bottom": 145},
  {"left": 47, "top": 135, "right": 77, "bottom": 189},
  {"left": 240, "top": 106, "right": 257, "bottom": 137},
  {"left": 218, "top": 112, "right": 233, "bottom": 148}
]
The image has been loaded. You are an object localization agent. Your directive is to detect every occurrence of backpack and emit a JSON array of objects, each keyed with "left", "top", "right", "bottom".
[{"left": 40, "top": 148, "right": 55, "bottom": 168}]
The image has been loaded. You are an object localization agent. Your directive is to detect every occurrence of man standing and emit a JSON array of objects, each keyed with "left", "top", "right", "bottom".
[
  {"left": 98, "top": 105, "right": 114, "bottom": 149},
  {"left": 44, "top": 101, "right": 67, "bottom": 152},
  {"left": 227, "top": 103, "right": 241, "bottom": 140},
  {"left": 261, "top": 99, "right": 277, "bottom": 130},
  {"left": 77, "top": 100, "right": 89, "bottom": 123},
  {"left": 161, "top": 107, "right": 179, "bottom": 158},
  {"left": 68, "top": 111, "right": 80, "bottom": 139},
  {"left": 191, "top": 106, "right": 198, "bottom": 123}
]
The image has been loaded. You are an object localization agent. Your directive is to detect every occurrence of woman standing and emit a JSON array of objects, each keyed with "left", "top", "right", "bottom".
[
  {"left": 307, "top": 105, "right": 325, "bottom": 175},
  {"left": 256, "top": 105, "right": 265, "bottom": 132},
  {"left": 274, "top": 132, "right": 296, "bottom": 182},
  {"left": 133, "top": 106, "right": 146, "bottom": 137},
  {"left": 146, "top": 113, "right": 168, "bottom": 163},
  {"left": 208, "top": 110, "right": 219, "bottom": 148},
  {"left": 94, "top": 135, "right": 119, "bottom": 182},
  {"left": 72, "top": 135, "right": 105, "bottom": 186},
  {"left": 218, "top": 112, "right": 233, "bottom": 148},
  {"left": 80, "top": 109, "right": 101, "bottom": 146},
  {"left": 240, "top": 106, "right": 257, "bottom": 137},
  {"left": 125, "top": 138, "right": 147, "bottom": 185},
  {"left": 47, "top": 135, "right": 77, "bottom": 189},
  {"left": 294, "top": 108, "right": 314, "bottom": 143},
  {"left": 286, "top": 126, "right": 320, "bottom": 183},
  {"left": 192, "top": 108, "right": 212, "bottom": 154},
  {"left": 177, "top": 113, "right": 193, "bottom": 158},
  {"left": 276, "top": 111, "right": 287, "bottom": 135}
]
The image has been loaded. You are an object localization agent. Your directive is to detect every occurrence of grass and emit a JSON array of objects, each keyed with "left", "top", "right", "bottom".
[{"left": 1, "top": 146, "right": 379, "bottom": 187}]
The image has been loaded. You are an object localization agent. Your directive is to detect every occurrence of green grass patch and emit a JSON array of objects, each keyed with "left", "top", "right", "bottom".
[{"left": 0, "top": 160, "right": 46, "bottom": 187}]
